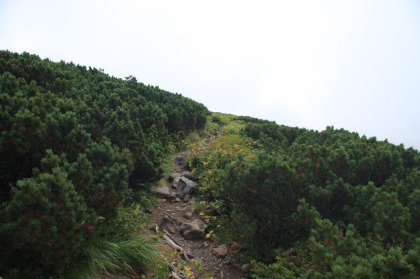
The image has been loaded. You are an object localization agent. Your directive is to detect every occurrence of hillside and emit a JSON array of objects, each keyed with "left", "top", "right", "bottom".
[
  {"left": 0, "top": 51, "right": 419, "bottom": 278},
  {"left": 188, "top": 114, "right": 419, "bottom": 278},
  {"left": 0, "top": 50, "right": 209, "bottom": 278}
]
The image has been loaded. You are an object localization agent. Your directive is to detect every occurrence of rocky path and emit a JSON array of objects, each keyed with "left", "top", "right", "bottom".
[{"left": 149, "top": 140, "right": 244, "bottom": 279}]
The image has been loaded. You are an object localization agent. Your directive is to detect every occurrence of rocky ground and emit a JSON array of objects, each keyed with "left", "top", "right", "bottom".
[{"left": 149, "top": 141, "right": 245, "bottom": 279}]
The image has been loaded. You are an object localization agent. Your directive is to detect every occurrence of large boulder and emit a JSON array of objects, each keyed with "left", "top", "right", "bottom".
[
  {"left": 177, "top": 177, "right": 197, "bottom": 199},
  {"left": 180, "top": 219, "right": 207, "bottom": 240}
]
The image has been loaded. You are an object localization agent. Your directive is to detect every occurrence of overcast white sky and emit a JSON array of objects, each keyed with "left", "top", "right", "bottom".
[{"left": 1, "top": 0, "right": 419, "bottom": 149}]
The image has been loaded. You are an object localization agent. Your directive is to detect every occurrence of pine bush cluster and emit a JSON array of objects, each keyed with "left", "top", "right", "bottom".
[
  {"left": 0, "top": 50, "right": 209, "bottom": 277},
  {"left": 191, "top": 115, "right": 420, "bottom": 278}
]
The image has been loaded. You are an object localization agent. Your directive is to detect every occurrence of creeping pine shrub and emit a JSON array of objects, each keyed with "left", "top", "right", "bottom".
[
  {"left": 0, "top": 163, "right": 89, "bottom": 277},
  {"left": 250, "top": 257, "right": 301, "bottom": 279},
  {"left": 0, "top": 50, "right": 210, "bottom": 278},
  {"left": 0, "top": 142, "right": 134, "bottom": 278},
  {"left": 211, "top": 115, "right": 223, "bottom": 125}
]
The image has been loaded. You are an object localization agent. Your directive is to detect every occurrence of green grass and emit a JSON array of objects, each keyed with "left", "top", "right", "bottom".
[{"left": 66, "top": 233, "right": 165, "bottom": 279}]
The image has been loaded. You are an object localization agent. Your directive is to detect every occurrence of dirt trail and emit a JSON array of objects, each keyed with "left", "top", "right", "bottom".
[{"left": 149, "top": 139, "right": 245, "bottom": 279}]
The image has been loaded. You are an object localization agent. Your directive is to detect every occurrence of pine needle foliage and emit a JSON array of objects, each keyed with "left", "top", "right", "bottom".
[
  {"left": 0, "top": 50, "right": 208, "bottom": 277},
  {"left": 190, "top": 114, "right": 420, "bottom": 278}
]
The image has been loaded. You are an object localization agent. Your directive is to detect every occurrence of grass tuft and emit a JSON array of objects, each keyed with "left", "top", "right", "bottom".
[{"left": 66, "top": 233, "right": 164, "bottom": 279}]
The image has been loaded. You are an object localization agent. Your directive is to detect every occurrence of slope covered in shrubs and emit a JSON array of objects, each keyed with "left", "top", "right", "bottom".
[
  {"left": 191, "top": 113, "right": 420, "bottom": 278},
  {"left": 0, "top": 50, "right": 209, "bottom": 278},
  {"left": 1, "top": 50, "right": 419, "bottom": 278}
]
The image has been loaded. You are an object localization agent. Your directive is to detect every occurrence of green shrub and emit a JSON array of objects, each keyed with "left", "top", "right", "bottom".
[
  {"left": 0, "top": 50, "right": 209, "bottom": 277},
  {"left": 250, "top": 257, "right": 301, "bottom": 279},
  {"left": 0, "top": 143, "right": 133, "bottom": 278},
  {"left": 189, "top": 118, "right": 420, "bottom": 277}
]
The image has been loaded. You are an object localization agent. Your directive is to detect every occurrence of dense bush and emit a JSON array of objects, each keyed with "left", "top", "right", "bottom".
[
  {"left": 191, "top": 115, "right": 420, "bottom": 277},
  {"left": 0, "top": 50, "right": 208, "bottom": 277}
]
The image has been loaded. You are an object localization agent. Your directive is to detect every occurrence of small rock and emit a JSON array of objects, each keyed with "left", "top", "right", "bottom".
[
  {"left": 174, "top": 155, "right": 186, "bottom": 166},
  {"left": 184, "top": 212, "right": 193, "bottom": 219},
  {"left": 183, "top": 194, "right": 190, "bottom": 202},
  {"left": 169, "top": 173, "right": 181, "bottom": 182},
  {"left": 213, "top": 244, "right": 228, "bottom": 258},
  {"left": 241, "top": 263, "right": 251, "bottom": 273},
  {"left": 151, "top": 186, "right": 170, "bottom": 198},
  {"left": 174, "top": 198, "right": 181, "bottom": 203},
  {"left": 230, "top": 242, "right": 241, "bottom": 252},
  {"left": 171, "top": 177, "right": 180, "bottom": 189},
  {"left": 159, "top": 216, "right": 176, "bottom": 234},
  {"left": 180, "top": 219, "right": 207, "bottom": 240},
  {"left": 182, "top": 171, "right": 195, "bottom": 180},
  {"left": 177, "top": 177, "right": 197, "bottom": 199}
]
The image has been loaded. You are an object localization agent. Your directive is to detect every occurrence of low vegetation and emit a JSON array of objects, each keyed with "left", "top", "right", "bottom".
[
  {"left": 0, "top": 51, "right": 418, "bottom": 278},
  {"left": 0, "top": 50, "right": 208, "bottom": 278},
  {"left": 189, "top": 113, "right": 420, "bottom": 278}
]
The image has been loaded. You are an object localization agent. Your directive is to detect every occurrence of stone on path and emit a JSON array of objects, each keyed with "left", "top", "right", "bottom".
[
  {"left": 183, "top": 212, "right": 193, "bottom": 219},
  {"left": 169, "top": 173, "right": 181, "bottom": 182},
  {"left": 241, "top": 263, "right": 251, "bottom": 273},
  {"left": 181, "top": 171, "right": 195, "bottom": 180},
  {"left": 177, "top": 177, "right": 197, "bottom": 199},
  {"left": 159, "top": 215, "right": 176, "bottom": 234},
  {"left": 230, "top": 242, "right": 241, "bottom": 252},
  {"left": 151, "top": 186, "right": 170, "bottom": 198},
  {"left": 174, "top": 154, "right": 186, "bottom": 166},
  {"left": 213, "top": 244, "right": 228, "bottom": 258},
  {"left": 180, "top": 219, "right": 207, "bottom": 240},
  {"left": 171, "top": 177, "right": 181, "bottom": 189}
]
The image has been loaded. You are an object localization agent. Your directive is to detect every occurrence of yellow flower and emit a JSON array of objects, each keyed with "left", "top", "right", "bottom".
[{"left": 184, "top": 266, "right": 193, "bottom": 276}]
